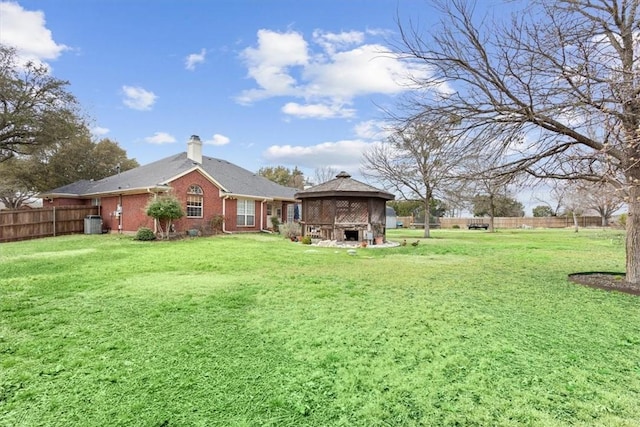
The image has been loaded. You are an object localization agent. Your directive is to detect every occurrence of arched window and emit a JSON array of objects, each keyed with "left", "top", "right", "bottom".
[{"left": 187, "top": 185, "right": 203, "bottom": 218}]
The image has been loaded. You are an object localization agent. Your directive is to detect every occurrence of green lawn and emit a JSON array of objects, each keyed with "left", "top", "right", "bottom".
[{"left": 1, "top": 229, "right": 638, "bottom": 426}]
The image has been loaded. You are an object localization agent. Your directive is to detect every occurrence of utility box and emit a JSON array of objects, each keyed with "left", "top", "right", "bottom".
[{"left": 84, "top": 215, "right": 103, "bottom": 235}]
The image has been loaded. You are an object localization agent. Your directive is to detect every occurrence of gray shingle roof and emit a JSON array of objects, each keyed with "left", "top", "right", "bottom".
[
  {"left": 295, "top": 171, "right": 394, "bottom": 200},
  {"left": 41, "top": 152, "right": 298, "bottom": 201}
]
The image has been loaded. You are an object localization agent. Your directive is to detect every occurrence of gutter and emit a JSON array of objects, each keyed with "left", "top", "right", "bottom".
[
  {"left": 40, "top": 185, "right": 171, "bottom": 200},
  {"left": 221, "top": 195, "right": 232, "bottom": 234},
  {"left": 224, "top": 192, "right": 274, "bottom": 201},
  {"left": 260, "top": 198, "right": 265, "bottom": 232},
  {"left": 147, "top": 188, "right": 159, "bottom": 234}
]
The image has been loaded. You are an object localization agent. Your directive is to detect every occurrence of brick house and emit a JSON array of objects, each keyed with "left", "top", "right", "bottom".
[{"left": 39, "top": 135, "right": 299, "bottom": 234}]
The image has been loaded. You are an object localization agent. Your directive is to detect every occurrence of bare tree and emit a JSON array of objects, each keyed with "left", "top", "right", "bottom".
[
  {"left": 362, "top": 117, "right": 470, "bottom": 237},
  {"left": 537, "top": 180, "right": 602, "bottom": 231},
  {"left": 561, "top": 181, "right": 588, "bottom": 232},
  {"left": 587, "top": 184, "right": 625, "bottom": 226},
  {"left": 571, "top": 181, "right": 625, "bottom": 226},
  {"left": 395, "top": 0, "right": 640, "bottom": 285},
  {"left": 462, "top": 155, "right": 522, "bottom": 232},
  {"left": 313, "top": 166, "right": 339, "bottom": 185},
  {"left": 532, "top": 181, "right": 566, "bottom": 217}
]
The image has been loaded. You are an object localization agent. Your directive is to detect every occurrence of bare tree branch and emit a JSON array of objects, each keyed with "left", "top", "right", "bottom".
[
  {"left": 362, "top": 115, "right": 474, "bottom": 237},
  {"left": 394, "top": 0, "right": 640, "bottom": 283}
]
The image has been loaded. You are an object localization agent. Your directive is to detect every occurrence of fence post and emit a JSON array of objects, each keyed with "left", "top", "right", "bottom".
[{"left": 53, "top": 206, "right": 56, "bottom": 237}]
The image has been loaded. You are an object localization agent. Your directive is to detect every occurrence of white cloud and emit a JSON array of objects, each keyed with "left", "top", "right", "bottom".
[
  {"left": 0, "top": 1, "right": 68, "bottom": 66},
  {"left": 312, "top": 29, "right": 364, "bottom": 55},
  {"left": 185, "top": 48, "right": 206, "bottom": 70},
  {"left": 237, "top": 29, "right": 433, "bottom": 118},
  {"left": 236, "top": 29, "right": 309, "bottom": 104},
  {"left": 91, "top": 126, "right": 110, "bottom": 136},
  {"left": 304, "top": 44, "right": 425, "bottom": 99},
  {"left": 354, "top": 120, "right": 390, "bottom": 140},
  {"left": 204, "top": 134, "right": 230, "bottom": 146},
  {"left": 262, "top": 139, "right": 372, "bottom": 171},
  {"left": 122, "top": 85, "right": 157, "bottom": 110},
  {"left": 282, "top": 102, "right": 355, "bottom": 119},
  {"left": 144, "top": 132, "right": 176, "bottom": 144}
]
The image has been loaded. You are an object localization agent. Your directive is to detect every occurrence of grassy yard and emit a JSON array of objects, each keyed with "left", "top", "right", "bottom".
[{"left": 1, "top": 228, "right": 639, "bottom": 426}]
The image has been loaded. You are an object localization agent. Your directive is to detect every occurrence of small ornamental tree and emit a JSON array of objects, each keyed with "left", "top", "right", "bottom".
[{"left": 146, "top": 195, "right": 184, "bottom": 239}]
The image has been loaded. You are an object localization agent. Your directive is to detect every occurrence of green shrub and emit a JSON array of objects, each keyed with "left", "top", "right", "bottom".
[
  {"left": 270, "top": 216, "right": 280, "bottom": 232},
  {"left": 210, "top": 214, "right": 224, "bottom": 234},
  {"left": 146, "top": 194, "right": 184, "bottom": 239},
  {"left": 301, "top": 235, "right": 312, "bottom": 245},
  {"left": 452, "top": 224, "right": 460, "bottom": 229},
  {"left": 135, "top": 227, "right": 156, "bottom": 241}
]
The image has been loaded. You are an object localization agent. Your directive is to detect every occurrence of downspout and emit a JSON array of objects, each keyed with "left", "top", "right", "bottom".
[
  {"left": 147, "top": 188, "right": 158, "bottom": 234},
  {"left": 260, "top": 198, "right": 271, "bottom": 233},
  {"left": 221, "top": 195, "right": 232, "bottom": 234},
  {"left": 118, "top": 194, "right": 123, "bottom": 234}
]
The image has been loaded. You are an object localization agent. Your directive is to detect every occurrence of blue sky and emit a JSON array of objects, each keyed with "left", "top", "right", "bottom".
[
  {"left": 2, "top": 0, "right": 553, "bottom": 214},
  {"left": 1, "top": 0, "right": 450, "bottom": 182}
]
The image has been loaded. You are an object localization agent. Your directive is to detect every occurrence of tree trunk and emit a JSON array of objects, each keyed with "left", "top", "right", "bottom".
[
  {"left": 489, "top": 194, "right": 495, "bottom": 233},
  {"left": 166, "top": 220, "right": 173, "bottom": 240},
  {"left": 423, "top": 197, "right": 431, "bottom": 238},
  {"left": 626, "top": 185, "right": 640, "bottom": 285},
  {"left": 624, "top": 119, "right": 640, "bottom": 284},
  {"left": 572, "top": 211, "right": 579, "bottom": 233}
]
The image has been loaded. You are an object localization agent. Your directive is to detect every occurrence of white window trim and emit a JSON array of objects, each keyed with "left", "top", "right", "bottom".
[
  {"left": 237, "top": 199, "right": 255, "bottom": 227},
  {"left": 187, "top": 185, "right": 204, "bottom": 218}
]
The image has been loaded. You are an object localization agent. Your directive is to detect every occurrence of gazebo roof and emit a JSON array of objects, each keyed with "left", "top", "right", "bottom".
[{"left": 295, "top": 171, "right": 394, "bottom": 200}]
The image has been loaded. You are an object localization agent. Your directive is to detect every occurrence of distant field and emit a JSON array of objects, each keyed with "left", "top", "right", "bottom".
[{"left": 1, "top": 229, "right": 638, "bottom": 426}]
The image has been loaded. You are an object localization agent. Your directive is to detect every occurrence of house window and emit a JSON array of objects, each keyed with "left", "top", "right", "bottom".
[
  {"left": 237, "top": 199, "right": 255, "bottom": 227},
  {"left": 187, "top": 185, "right": 203, "bottom": 218},
  {"left": 287, "top": 203, "right": 301, "bottom": 223},
  {"left": 266, "top": 203, "right": 273, "bottom": 216},
  {"left": 287, "top": 204, "right": 294, "bottom": 223},
  {"left": 92, "top": 198, "right": 101, "bottom": 206}
]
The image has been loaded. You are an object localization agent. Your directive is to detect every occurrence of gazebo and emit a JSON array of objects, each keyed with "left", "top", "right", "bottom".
[{"left": 295, "top": 171, "right": 395, "bottom": 243}]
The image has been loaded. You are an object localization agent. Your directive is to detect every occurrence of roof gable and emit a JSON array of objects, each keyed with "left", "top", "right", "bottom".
[{"left": 295, "top": 171, "right": 394, "bottom": 200}]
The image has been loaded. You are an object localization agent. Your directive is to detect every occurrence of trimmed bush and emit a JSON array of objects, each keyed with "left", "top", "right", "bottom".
[
  {"left": 301, "top": 235, "right": 312, "bottom": 245},
  {"left": 135, "top": 227, "right": 156, "bottom": 241},
  {"left": 146, "top": 195, "right": 184, "bottom": 239},
  {"left": 452, "top": 224, "right": 460, "bottom": 229}
]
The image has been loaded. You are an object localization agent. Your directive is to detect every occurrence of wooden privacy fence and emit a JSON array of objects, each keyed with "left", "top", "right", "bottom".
[
  {"left": 440, "top": 216, "right": 604, "bottom": 229},
  {"left": 0, "top": 206, "right": 99, "bottom": 243},
  {"left": 398, "top": 216, "right": 605, "bottom": 229}
]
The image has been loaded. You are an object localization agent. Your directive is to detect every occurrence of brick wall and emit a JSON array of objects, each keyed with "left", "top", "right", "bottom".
[
  {"left": 49, "top": 170, "right": 289, "bottom": 234},
  {"left": 171, "top": 170, "right": 224, "bottom": 232}
]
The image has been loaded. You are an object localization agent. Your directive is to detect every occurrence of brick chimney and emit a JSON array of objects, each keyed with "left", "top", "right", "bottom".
[{"left": 187, "top": 135, "right": 202, "bottom": 164}]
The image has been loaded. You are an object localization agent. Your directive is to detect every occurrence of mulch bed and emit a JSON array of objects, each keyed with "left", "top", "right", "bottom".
[{"left": 568, "top": 272, "right": 640, "bottom": 296}]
